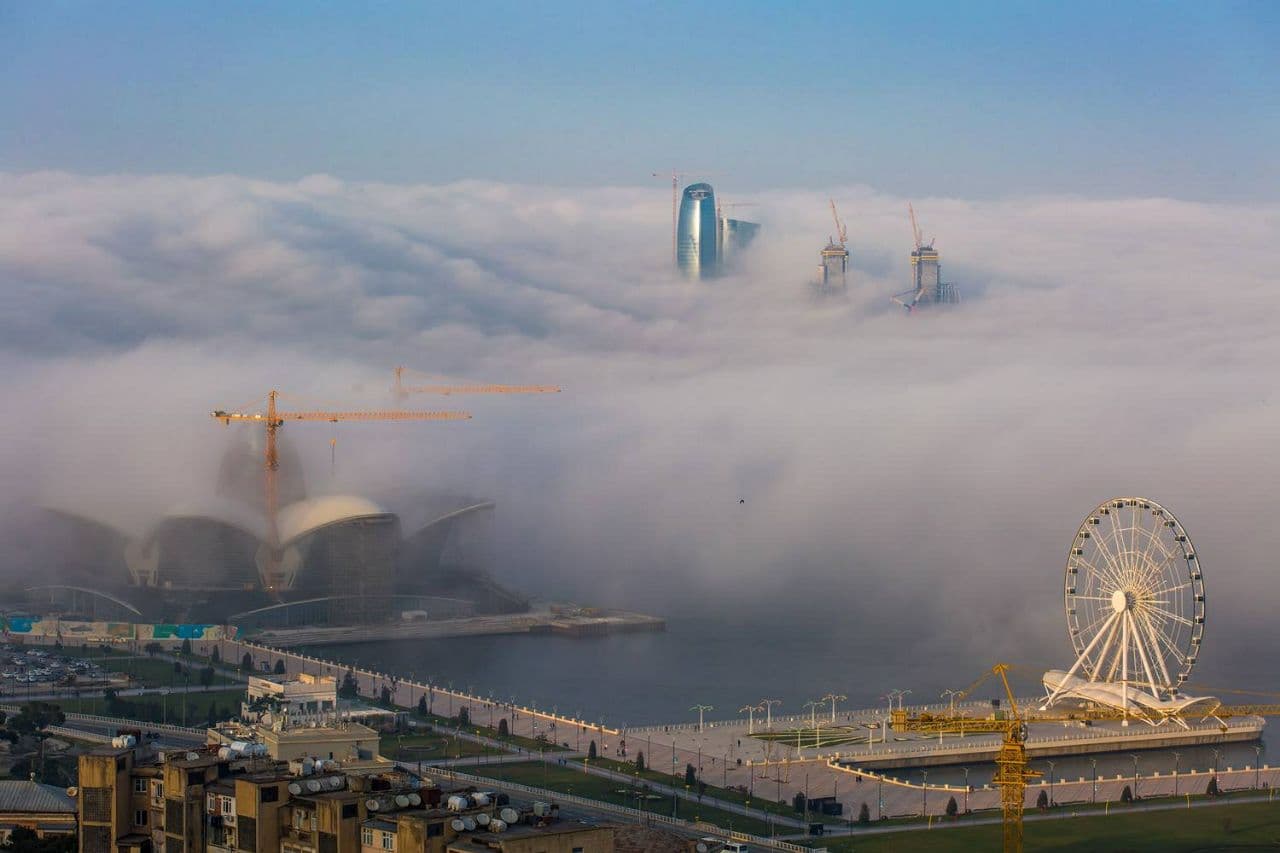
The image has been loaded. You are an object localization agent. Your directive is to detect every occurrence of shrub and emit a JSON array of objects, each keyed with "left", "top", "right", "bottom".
[
  {"left": 1121, "top": 785, "right": 1133, "bottom": 803},
  {"left": 274, "top": 659, "right": 287, "bottom": 675},
  {"left": 1207, "top": 776, "right": 1220, "bottom": 796},
  {"left": 858, "top": 802, "right": 871, "bottom": 825},
  {"left": 947, "top": 795, "right": 959, "bottom": 816},
  {"left": 418, "top": 695, "right": 428, "bottom": 716},
  {"left": 1036, "top": 789, "right": 1049, "bottom": 810},
  {"left": 635, "top": 751, "right": 645, "bottom": 772},
  {"left": 498, "top": 718, "right": 509, "bottom": 737},
  {"left": 589, "top": 740, "right": 598, "bottom": 760}
]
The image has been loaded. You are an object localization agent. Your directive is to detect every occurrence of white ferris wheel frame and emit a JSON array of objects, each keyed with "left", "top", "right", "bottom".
[{"left": 1055, "top": 497, "right": 1205, "bottom": 706}]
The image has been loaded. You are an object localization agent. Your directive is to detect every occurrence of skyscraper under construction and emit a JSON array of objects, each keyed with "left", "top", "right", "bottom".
[
  {"left": 813, "top": 199, "right": 849, "bottom": 296},
  {"left": 893, "top": 204, "right": 959, "bottom": 309},
  {"left": 676, "top": 182, "right": 760, "bottom": 280}
]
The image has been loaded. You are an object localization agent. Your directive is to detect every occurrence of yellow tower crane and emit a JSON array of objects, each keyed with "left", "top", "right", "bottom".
[
  {"left": 891, "top": 664, "right": 1280, "bottom": 853},
  {"left": 829, "top": 198, "right": 848, "bottom": 247},
  {"left": 391, "top": 366, "right": 560, "bottom": 400},
  {"left": 211, "top": 390, "right": 471, "bottom": 592}
]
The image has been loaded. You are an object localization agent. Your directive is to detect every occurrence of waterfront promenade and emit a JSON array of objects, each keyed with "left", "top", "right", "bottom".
[{"left": 181, "top": 636, "right": 1277, "bottom": 820}]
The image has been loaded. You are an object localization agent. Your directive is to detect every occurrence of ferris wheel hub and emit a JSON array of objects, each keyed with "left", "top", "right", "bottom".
[{"left": 1111, "top": 589, "right": 1135, "bottom": 613}]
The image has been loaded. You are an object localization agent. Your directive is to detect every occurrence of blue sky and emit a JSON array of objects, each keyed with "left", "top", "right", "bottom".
[{"left": 3, "top": 1, "right": 1277, "bottom": 199}]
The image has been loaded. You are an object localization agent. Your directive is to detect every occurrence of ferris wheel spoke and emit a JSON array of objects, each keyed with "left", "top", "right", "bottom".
[
  {"left": 1134, "top": 608, "right": 1176, "bottom": 689},
  {"left": 1086, "top": 531, "right": 1128, "bottom": 590},
  {"left": 1143, "top": 603, "right": 1195, "bottom": 628},
  {"left": 1140, "top": 609, "right": 1192, "bottom": 681},
  {"left": 1127, "top": 611, "right": 1165, "bottom": 697},
  {"left": 1141, "top": 581, "right": 1188, "bottom": 600}
]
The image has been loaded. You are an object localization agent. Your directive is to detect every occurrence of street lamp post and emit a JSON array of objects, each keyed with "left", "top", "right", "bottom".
[
  {"left": 760, "top": 699, "right": 781, "bottom": 731},
  {"left": 740, "top": 704, "right": 762, "bottom": 734},
  {"left": 1171, "top": 751, "right": 1181, "bottom": 796},
  {"left": 690, "top": 704, "right": 714, "bottom": 733},
  {"left": 1046, "top": 760, "right": 1056, "bottom": 807},
  {"left": 1130, "top": 754, "right": 1140, "bottom": 800},
  {"left": 1256, "top": 745, "right": 1264, "bottom": 790},
  {"left": 962, "top": 767, "right": 969, "bottom": 814},
  {"left": 898, "top": 689, "right": 912, "bottom": 711},
  {"left": 920, "top": 770, "right": 928, "bottom": 817},
  {"left": 803, "top": 700, "right": 820, "bottom": 730},
  {"left": 941, "top": 688, "right": 960, "bottom": 716},
  {"left": 1090, "top": 758, "right": 1097, "bottom": 804},
  {"left": 1213, "top": 747, "right": 1222, "bottom": 776},
  {"left": 822, "top": 693, "right": 846, "bottom": 723}
]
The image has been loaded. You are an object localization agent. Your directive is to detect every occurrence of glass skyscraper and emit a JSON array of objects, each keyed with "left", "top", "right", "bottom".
[{"left": 677, "top": 183, "right": 718, "bottom": 279}]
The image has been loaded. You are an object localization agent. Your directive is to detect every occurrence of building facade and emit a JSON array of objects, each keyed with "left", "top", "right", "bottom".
[
  {"left": 78, "top": 746, "right": 614, "bottom": 853},
  {"left": 676, "top": 183, "right": 718, "bottom": 279}
]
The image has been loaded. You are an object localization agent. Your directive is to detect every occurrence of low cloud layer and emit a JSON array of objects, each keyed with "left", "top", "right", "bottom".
[{"left": 2, "top": 171, "right": 1278, "bottom": 681}]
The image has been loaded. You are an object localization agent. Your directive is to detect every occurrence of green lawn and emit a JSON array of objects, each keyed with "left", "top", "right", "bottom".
[
  {"left": 813, "top": 799, "right": 1280, "bottom": 852},
  {"left": 379, "top": 733, "right": 503, "bottom": 762},
  {"left": 578, "top": 756, "right": 837, "bottom": 824},
  {"left": 466, "top": 761, "right": 777, "bottom": 837},
  {"left": 56, "top": 688, "right": 246, "bottom": 727},
  {"left": 103, "top": 657, "right": 237, "bottom": 688},
  {"left": 407, "top": 709, "right": 568, "bottom": 753}
]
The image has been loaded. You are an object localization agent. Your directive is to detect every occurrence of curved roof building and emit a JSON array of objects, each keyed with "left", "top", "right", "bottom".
[
  {"left": 1041, "top": 669, "right": 1222, "bottom": 718},
  {"left": 677, "top": 183, "right": 718, "bottom": 279}
]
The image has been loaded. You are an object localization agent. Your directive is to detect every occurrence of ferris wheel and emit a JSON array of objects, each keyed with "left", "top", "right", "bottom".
[{"left": 1060, "top": 497, "right": 1205, "bottom": 699}]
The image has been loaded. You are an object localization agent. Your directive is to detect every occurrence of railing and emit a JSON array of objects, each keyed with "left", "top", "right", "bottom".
[
  {"left": 62, "top": 711, "right": 207, "bottom": 737},
  {"left": 418, "top": 765, "right": 818, "bottom": 852}
]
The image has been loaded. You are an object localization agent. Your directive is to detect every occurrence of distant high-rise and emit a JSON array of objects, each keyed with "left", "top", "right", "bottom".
[
  {"left": 815, "top": 240, "right": 849, "bottom": 295},
  {"left": 893, "top": 204, "right": 959, "bottom": 309},
  {"left": 718, "top": 217, "right": 760, "bottom": 267},
  {"left": 677, "top": 183, "right": 719, "bottom": 279}
]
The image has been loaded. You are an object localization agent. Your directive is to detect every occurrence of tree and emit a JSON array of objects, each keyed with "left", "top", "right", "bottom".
[
  {"left": 1207, "top": 776, "right": 1220, "bottom": 796},
  {"left": 274, "top": 659, "right": 287, "bottom": 675},
  {"left": 1036, "top": 789, "right": 1049, "bottom": 810},
  {"left": 858, "top": 802, "right": 871, "bottom": 825},
  {"left": 589, "top": 740, "right": 599, "bottom": 760},
  {"left": 198, "top": 666, "right": 215, "bottom": 687},
  {"left": 380, "top": 686, "right": 392, "bottom": 706},
  {"left": 947, "top": 795, "right": 959, "bottom": 817},
  {"left": 635, "top": 751, "right": 645, "bottom": 772},
  {"left": 1120, "top": 785, "right": 1133, "bottom": 803},
  {"left": 792, "top": 792, "right": 807, "bottom": 814},
  {"left": 9, "top": 702, "right": 65, "bottom": 736},
  {"left": 180, "top": 638, "right": 192, "bottom": 655},
  {"left": 211, "top": 646, "right": 221, "bottom": 664},
  {"left": 457, "top": 707, "right": 470, "bottom": 726},
  {"left": 684, "top": 763, "right": 696, "bottom": 787},
  {"left": 498, "top": 718, "right": 509, "bottom": 737},
  {"left": 338, "top": 671, "right": 359, "bottom": 699},
  {"left": 3, "top": 825, "right": 76, "bottom": 853},
  {"left": 418, "top": 695, "right": 428, "bottom": 716},
  {"left": 241, "top": 653, "right": 253, "bottom": 673}
]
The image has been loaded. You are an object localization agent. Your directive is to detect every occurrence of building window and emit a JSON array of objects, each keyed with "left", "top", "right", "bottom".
[
  {"left": 261, "top": 786, "right": 279, "bottom": 803},
  {"left": 134, "top": 809, "right": 148, "bottom": 827},
  {"left": 133, "top": 778, "right": 148, "bottom": 793},
  {"left": 380, "top": 831, "right": 395, "bottom": 851},
  {"left": 361, "top": 827, "right": 374, "bottom": 846},
  {"left": 222, "top": 796, "right": 235, "bottom": 815},
  {"left": 426, "top": 823, "right": 442, "bottom": 838}
]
